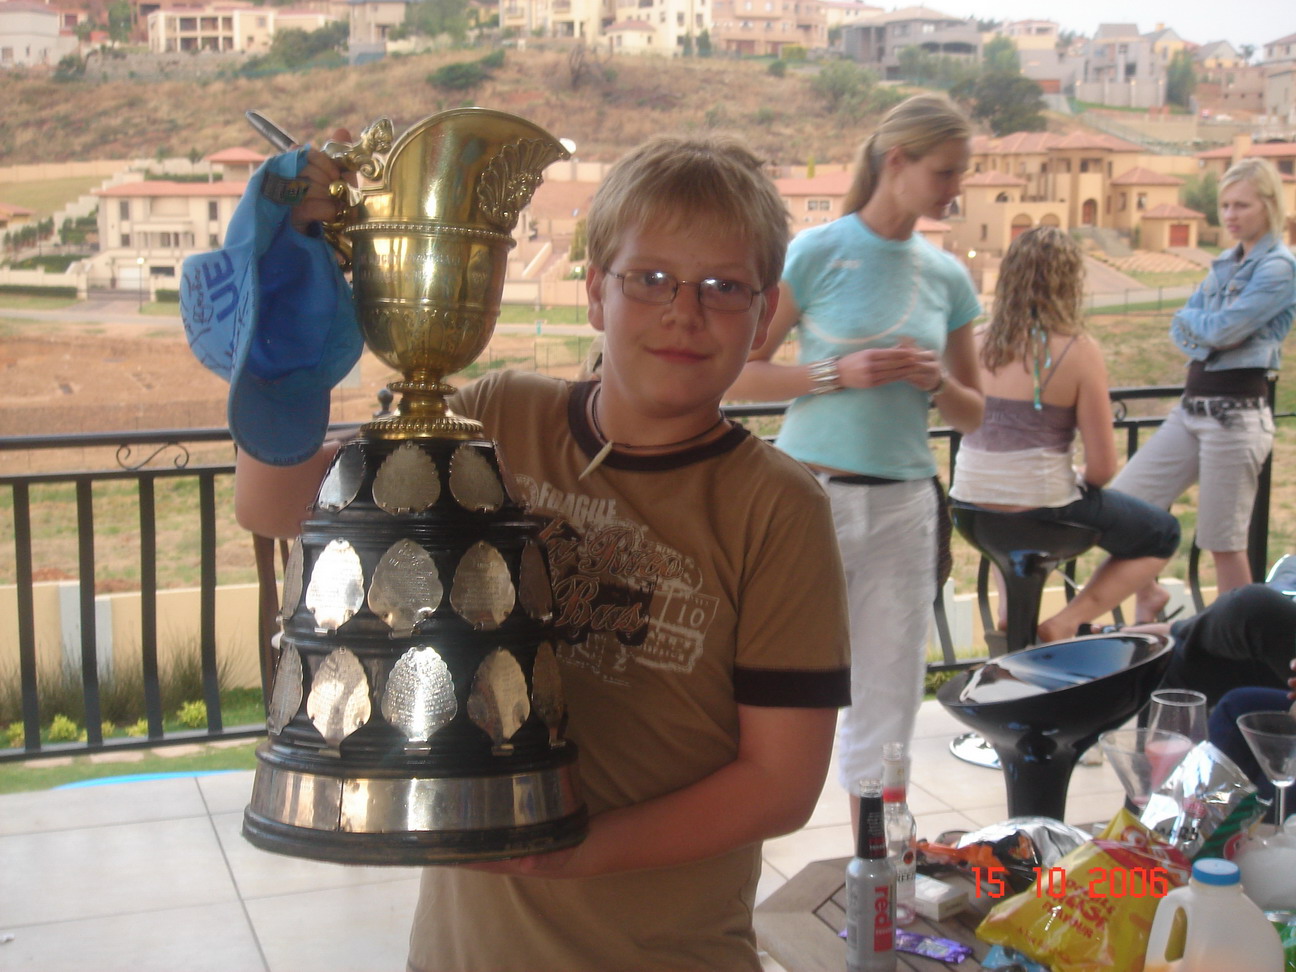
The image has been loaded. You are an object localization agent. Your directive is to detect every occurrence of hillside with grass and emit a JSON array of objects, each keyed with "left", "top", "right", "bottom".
[{"left": 0, "top": 47, "right": 1058, "bottom": 167}]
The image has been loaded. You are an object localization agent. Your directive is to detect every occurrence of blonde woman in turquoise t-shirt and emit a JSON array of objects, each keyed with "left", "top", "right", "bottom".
[{"left": 730, "top": 93, "right": 984, "bottom": 838}]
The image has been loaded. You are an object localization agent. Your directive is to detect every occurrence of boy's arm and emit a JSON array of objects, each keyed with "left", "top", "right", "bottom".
[
  {"left": 470, "top": 702, "right": 837, "bottom": 879},
  {"left": 235, "top": 444, "right": 340, "bottom": 539}
]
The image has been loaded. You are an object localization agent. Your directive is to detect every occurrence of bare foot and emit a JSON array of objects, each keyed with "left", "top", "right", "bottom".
[{"left": 1135, "top": 582, "right": 1170, "bottom": 624}]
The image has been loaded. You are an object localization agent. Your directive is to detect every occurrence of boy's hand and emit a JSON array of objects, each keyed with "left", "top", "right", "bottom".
[{"left": 288, "top": 128, "right": 352, "bottom": 236}]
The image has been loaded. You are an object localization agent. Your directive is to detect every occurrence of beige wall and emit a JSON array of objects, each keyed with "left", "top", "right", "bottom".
[{"left": 0, "top": 582, "right": 263, "bottom": 693}]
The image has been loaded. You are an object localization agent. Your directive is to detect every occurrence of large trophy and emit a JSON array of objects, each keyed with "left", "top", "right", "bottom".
[{"left": 242, "top": 109, "right": 587, "bottom": 865}]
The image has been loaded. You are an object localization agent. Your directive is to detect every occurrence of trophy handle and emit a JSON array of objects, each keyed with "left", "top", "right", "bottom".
[{"left": 318, "top": 118, "right": 397, "bottom": 271}]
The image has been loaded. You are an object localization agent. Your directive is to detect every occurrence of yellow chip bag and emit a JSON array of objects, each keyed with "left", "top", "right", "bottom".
[{"left": 976, "top": 809, "right": 1192, "bottom": 972}]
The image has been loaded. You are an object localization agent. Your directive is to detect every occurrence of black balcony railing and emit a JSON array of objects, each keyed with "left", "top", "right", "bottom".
[{"left": 2, "top": 383, "right": 1289, "bottom": 761}]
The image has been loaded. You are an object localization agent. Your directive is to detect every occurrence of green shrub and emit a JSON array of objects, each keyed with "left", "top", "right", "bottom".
[
  {"left": 154, "top": 289, "right": 180, "bottom": 303},
  {"left": 781, "top": 45, "right": 806, "bottom": 61},
  {"left": 177, "top": 700, "right": 207, "bottom": 729},
  {"left": 0, "top": 284, "right": 78, "bottom": 299},
  {"left": 767, "top": 59, "right": 786, "bottom": 78},
  {"left": 48, "top": 714, "right": 81, "bottom": 741},
  {"left": 4, "top": 722, "right": 23, "bottom": 748},
  {"left": 124, "top": 718, "right": 149, "bottom": 737},
  {"left": 429, "top": 61, "right": 489, "bottom": 90}
]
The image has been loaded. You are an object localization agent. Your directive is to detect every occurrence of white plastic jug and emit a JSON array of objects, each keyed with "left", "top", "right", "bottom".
[{"left": 1143, "top": 858, "right": 1284, "bottom": 972}]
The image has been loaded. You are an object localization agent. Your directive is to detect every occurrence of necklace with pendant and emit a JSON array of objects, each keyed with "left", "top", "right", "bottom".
[{"left": 578, "top": 385, "right": 729, "bottom": 480}]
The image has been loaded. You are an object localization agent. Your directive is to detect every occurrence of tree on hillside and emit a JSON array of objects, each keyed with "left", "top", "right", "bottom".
[
  {"left": 242, "top": 21, "right": 347, "bottom": 74},
  {"left": 1166, "top": 49, "right": 1197, "bottom": 109},
  {"left": 1181, "top": 171, "right": 1219, "bottom": 226},
  {"left": 811, "top": 60, "right": 902, "bottom": 118},
  {"left": 106, "top": 0, "right": 131, "bottom": 43},
  {"left": 956, "top": 72, "right": 1047, "bottom": 135},
  {"left": 895, "top": 45, "right": 978, "bottom": 87},
  {"left": 983, "top": 35, "right": 1020, "bottom": 74},
  {"left": 404, "top": 0, "right": 470, "bottom": 42},
  {"left": 1240, "top": 44, "right": 1255, "bottom": 63}
]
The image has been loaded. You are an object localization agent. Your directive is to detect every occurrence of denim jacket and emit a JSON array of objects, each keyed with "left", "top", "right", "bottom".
[{"left": 1170, "top": 234, "right": 1296, "bottom": 372}]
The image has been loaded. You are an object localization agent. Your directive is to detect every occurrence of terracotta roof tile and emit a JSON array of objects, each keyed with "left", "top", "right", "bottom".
[{"left": 1110, "top": 166, "right": 1184, "bottom": 186}]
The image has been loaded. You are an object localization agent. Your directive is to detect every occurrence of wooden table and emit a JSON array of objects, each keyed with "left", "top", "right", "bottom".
[{"left": 756, "top": 859, "right": 998, "bottom": 971}]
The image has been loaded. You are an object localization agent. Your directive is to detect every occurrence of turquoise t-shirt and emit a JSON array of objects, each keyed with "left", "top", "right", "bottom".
[{"left": 776, "top": 215, "right": 981, "bottom": 480}]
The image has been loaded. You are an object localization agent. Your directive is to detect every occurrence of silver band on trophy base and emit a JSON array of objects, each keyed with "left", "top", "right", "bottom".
[{"left": 242, "top": 109, "right": 584, "bottom": 865}]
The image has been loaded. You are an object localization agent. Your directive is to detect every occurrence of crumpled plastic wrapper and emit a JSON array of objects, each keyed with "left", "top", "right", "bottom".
[
  {"left": 1139, "top": 741, "right": 1259, "bottom": 858},
  {"left": 917, "top": 816, "right": 1091, "bottom": 893}
]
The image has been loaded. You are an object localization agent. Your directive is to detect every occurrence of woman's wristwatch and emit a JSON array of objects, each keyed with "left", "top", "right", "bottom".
[{"left": 928, "top": 368, "right": 949, "bottom": 400}]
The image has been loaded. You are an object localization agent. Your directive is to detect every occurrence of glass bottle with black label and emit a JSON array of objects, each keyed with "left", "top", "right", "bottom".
[{"left": 845, "top": 779, "right": 896, "bottom": 972}]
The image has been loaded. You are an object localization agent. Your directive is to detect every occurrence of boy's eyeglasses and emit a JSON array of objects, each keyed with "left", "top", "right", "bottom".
[{"left": 610, "top": 270, "right": 758, "bottom": 312}]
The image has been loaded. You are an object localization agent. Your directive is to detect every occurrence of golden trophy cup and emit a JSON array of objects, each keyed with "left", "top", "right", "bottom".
[{"left": 242, "top": 108, "right": 587, "bottom": 864}]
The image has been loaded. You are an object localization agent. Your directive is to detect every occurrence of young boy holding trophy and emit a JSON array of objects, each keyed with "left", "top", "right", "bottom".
[{"left": 201, "top": 122, "right": 850, "bottom": 971}]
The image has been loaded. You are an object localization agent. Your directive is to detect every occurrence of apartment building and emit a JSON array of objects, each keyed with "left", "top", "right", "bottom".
[
  {"left": 89, "top": 150, "right": 265, "bottom": 290},
  {"left": 840, "top": 5, "right": 980, "bottom": 80},
  {"left": 710, "top": 0, "right": 825, "bottom": 57},
  {"left": 0, "top": 0, "right": 77, "bottom": 67},
  {"left": 147, "top": 2, "right": 333, "bottom": 53}
]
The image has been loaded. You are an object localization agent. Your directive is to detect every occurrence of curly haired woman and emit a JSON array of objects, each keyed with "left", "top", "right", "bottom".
[{"left": 949, "top": 226, "right": 1180, "bottom": 643}]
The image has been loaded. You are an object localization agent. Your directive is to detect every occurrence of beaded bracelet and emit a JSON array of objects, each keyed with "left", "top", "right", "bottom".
[{"left": 807, "top": 357, "right": 842, "bottom": 395}]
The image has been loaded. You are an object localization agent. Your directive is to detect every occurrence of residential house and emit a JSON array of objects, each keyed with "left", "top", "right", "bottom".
[
  {"left": 840, "top": 5, "right": 980, "bottom": 81},
  {"left": 819, "top": 0, "right": 882, "bottom": 33},
  {"left": 88, "top": 149, "right": 266, "bottom": 291},
  {"left": 0, "top": 200, "right": 36, "bottom": 233},
  {"left": 348, "top": 0, "right": 412, "bottom": 62},
  {"left": 710, "top": 0, "right": 826, "bottom": 57},
  {"left": 999, "top": 19, "right": 1058, "bottom": 52},
  {"left": 606, "top": 0, "right": 709, "bottom": 55},
  {"left": 1262, "top": 32, "right": 1296, "bottom": 126},
  {"left": 0, "top": 0, "right": 78, "bottom": 67},
  {"left": 1076, "top": 23, "right": 1166, "bottom": 108},
  {"left": 1262, "top": 31, "right": 1296, "bottom": 67},
  {"left": 146, "top": 2, "right": 333, "bottom": 53},
  {"left": 946, "top": 130, "right": 1206, "bottom": 256},
  {"left": 1196, "top": 40, "right": 1246, "bottom": 72}
]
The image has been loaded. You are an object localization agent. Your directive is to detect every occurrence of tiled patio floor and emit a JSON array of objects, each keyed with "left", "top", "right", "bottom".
[{"left": 0, "top": 700, "right": 1126, "bottom": 972}]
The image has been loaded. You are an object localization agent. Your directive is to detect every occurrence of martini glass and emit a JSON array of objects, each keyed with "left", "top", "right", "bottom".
[
  {"left": 1237, "top": 711, "right": 1296, "bottom": 828},
  {"left": 1099, "top": 727, "right": 1193, "bottom": 810}
]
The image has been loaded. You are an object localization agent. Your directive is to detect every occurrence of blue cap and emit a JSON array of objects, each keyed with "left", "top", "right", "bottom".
[
  {"left": 182, "top": 147, "right": 363, "bottom": 466},
  {"left": 1192, "top": 858, "right": 1240, "bottom": 886}
]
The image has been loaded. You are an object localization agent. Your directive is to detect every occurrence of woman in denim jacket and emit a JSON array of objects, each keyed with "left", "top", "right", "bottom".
[{"left": 1113, "top": 158, "right": 1296, "bottom": 616}]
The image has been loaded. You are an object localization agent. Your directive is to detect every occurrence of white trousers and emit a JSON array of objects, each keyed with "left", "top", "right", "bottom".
[{"left": 818, "top": 476, "right": 937, "bottom": 791}]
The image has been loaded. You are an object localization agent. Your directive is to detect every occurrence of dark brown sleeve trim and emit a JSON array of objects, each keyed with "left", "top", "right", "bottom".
[{"left": 733, "top": 666, "right": 851, "bottom": 708}]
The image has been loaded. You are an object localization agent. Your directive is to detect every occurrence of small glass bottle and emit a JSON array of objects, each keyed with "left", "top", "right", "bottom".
[
  {"left": 846, "top": 779, "right": 896, "bottom": 972},
  {"left": 881, "top": 741, "right": 917, "bottom": 925}
]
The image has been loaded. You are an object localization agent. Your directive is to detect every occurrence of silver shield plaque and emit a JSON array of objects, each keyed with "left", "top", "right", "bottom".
[
  {"left": 266, "top": 643, "right": 304, "bottom": 736},
  {"left": 280, "top": 539, "right": 305, "bottom": 624},
  {"left": 518, "top": 540, "right": 554, "bottom": 621},
  {"left": 467, "top": 648, "right": 530, "bottom": 753},
  {"left": 373, "top": 441, "right": 441, "bottom": 515},
  {"left": 449, "top": 541, "right": 515, "bottom": 630},
  {"left": 306, "top": 539, "right": 366, "bottom": 633},
  {"left": 317, "top": 442, "right": 366, "bottom": 513},
  {"left": 530, "top": 641, "right": 566, "bottom": 747},
  {"left": 368, "top": 538, "right": 443, "bottom": 635},
  {"left": 449, "top": 445, "right": 504, "bottom": 512},
  {"left": 307, "top": 647, "right": 372, "bottom": 749},
  {"left": 381, "top": 645, "right": 458, "bottom": 743}
]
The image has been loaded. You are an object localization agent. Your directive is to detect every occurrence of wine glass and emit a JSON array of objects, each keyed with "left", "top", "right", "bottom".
[
  {"left": 1147, "top": 688, "right": 1208, "bottom": 744},
  {"left": 1237, "top": 711, "right": 1296, "bottom": 828},
  {"left": 1100, "top": 727, "right": 1194, "bottom": 810}
]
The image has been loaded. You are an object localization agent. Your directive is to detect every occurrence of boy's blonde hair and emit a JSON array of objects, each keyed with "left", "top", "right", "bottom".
[
  {"left": 841, "top": 94, "right": 972, "bottom": 215},
  {"left": 585, "top": 134, "right": 790, "bottom": 290},
  {"left": 981, "top": 226, "right": 1086, "bottom": 372},
  {"left": 1220, "top": 157, "right": 1286, "bottom": 241}
]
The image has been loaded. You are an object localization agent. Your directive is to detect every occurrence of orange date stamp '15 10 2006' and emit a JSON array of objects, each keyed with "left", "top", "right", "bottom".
[{"left": 972, "top": 865, "right": 1172, "bottom": 900}]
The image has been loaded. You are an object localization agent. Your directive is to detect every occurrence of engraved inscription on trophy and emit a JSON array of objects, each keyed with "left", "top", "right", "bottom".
[
  {"left": 317, "top": 442, "right": 366, "bottom": 513},
  {"left": 307, "top": 647, "right": 372, "bottom": 749},
  {"left": 530, "top": 641, "right": 566, "bottom": 748},
  {"left": 381, "top": 645, "right": 458, "bottom": 745},
  {"left": 280, "top": 539, "right": 305, "bottom": 624},
  {"left": 449, "top": 445, "right": 504, "bottom": 512},
  {"left": 468, "top": 648, "right": 530, "bottom": 755},
  {"left": 368, "top": 538, "right": 443, "bottom": 636},
  {"left": 373, "top": 441, "right": 441, "bottom": 515},
  {"left": 449, "top": 541, "right": 515, "bottom": 629},
  {"left": 267, "top": 643, "right": 304, "bottom": 736},
  {"left": 306, "top": 538, "right": 366, "bottom": 633},
  {"left": 518, "top": 540, "right": 554, "bottom": 622}
]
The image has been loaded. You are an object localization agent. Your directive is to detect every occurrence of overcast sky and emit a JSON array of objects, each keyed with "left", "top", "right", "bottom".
[{"left": 939, "top": 0, "right": 1292, "bottom": 58}]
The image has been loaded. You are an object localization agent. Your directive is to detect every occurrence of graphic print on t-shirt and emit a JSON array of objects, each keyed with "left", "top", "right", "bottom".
[{"left": 519, "top": 476, "right": 719, "bottom": 686}]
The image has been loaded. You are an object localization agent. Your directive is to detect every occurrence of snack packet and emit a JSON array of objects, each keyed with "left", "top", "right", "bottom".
[
  {"left": 917, "top": 817, "right": 1090, "bottom": 894},
  {"left": 1139, "top": 741, "right": 1259, "bottom": 858},
  {"left": 976, "top": 808, "right": 1191, "bottom": 972}
]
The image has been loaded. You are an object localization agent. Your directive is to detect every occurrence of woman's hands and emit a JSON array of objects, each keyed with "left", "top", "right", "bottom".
[
  {"left": 287, "top": 128, "right": 352, "bottom": 236},
  {"left": 838, "top": 338, "right": 944, "bottom": 392}
]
